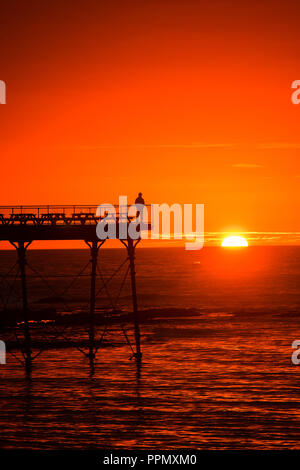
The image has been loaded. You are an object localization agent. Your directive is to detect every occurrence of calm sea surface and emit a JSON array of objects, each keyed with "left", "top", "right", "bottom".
[{"left": 0, "top": 246, "right": 300, "bottom": 449}]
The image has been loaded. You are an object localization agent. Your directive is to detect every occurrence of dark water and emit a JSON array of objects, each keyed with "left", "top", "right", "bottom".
[{"left": 0, "top": 247, "right": 300, "bottom": 449}]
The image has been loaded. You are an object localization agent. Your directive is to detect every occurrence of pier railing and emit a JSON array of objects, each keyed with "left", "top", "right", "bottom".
[{"left": 0, "top": 204, "right": 151, "bottom": 226}]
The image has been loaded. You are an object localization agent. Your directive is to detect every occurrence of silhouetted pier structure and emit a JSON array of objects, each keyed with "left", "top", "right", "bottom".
[{"left": 0, "top": 205, "right": 151, "bottom": 373}]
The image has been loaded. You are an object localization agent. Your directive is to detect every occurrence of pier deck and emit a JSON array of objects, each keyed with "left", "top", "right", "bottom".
[{"left": 0, "top": 204, "right": 151, "bottom": 241}]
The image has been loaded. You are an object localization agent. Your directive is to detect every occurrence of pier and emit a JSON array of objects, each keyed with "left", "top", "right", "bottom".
[{"left": 0, "top": 205, "right": 151, "bottom": 373}]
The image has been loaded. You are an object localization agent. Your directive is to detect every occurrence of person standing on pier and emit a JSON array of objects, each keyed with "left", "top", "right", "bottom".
[
  {"left": 135, "top": 192, "right": 145, "bottom": 206},
  {"left": 135, "top": 192, "right": 145, "bottom": 220}
]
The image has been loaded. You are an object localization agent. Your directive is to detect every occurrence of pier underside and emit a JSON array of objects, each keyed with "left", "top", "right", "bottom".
[{"left": 0, "top": 205, "right": 148, "bottom": 374}]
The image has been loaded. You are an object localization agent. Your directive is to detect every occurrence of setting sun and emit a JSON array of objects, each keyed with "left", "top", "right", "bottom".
[{"left": 221, "top": 236, "right": 248, "bottom": 247}]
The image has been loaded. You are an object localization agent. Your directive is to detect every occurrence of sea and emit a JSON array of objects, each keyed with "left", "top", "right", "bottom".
[{"left": 0, "top": 246, "right": 299, "bottom": 449}]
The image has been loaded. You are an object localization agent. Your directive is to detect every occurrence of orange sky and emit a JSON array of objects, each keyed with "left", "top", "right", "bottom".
[{"left": 1, "top": 0, "right": 300, "bottom": 238}]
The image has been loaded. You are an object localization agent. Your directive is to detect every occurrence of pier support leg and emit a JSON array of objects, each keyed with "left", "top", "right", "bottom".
[
  {"left": 85, "top": 240, "right": 103, "bottom": 366},
  {"left": 127, "top": 239, "right": 142, "bottom": 362},
  {"left": 11, "top": 241, "right": 32, "bottom": 373}
]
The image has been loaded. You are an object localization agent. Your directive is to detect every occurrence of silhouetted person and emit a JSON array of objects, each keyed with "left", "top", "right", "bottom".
[
  {"left": 135, "top": 192, "right": 145, "bottom": 219},
  {"left": 135, "top": 192, "right": 145, "bottom": 206}
]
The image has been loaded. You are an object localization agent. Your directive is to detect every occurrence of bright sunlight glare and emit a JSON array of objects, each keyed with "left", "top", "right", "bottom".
[{"left": 221, "top": 236, "right": 248, "bottom": 247}]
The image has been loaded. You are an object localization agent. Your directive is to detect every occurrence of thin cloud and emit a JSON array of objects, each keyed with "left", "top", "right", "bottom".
[
  {"left": 158, "top": 143, "right": 235, "bottom": 149},
  {"left": 257, "top": 143, "right": 300, "bottom": 149},
  {"left": 232, "top": 163, "right": 263, "bottom": 168},
  {"left": 74, "top": 143, "right": 236, "bottom": 150}
]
